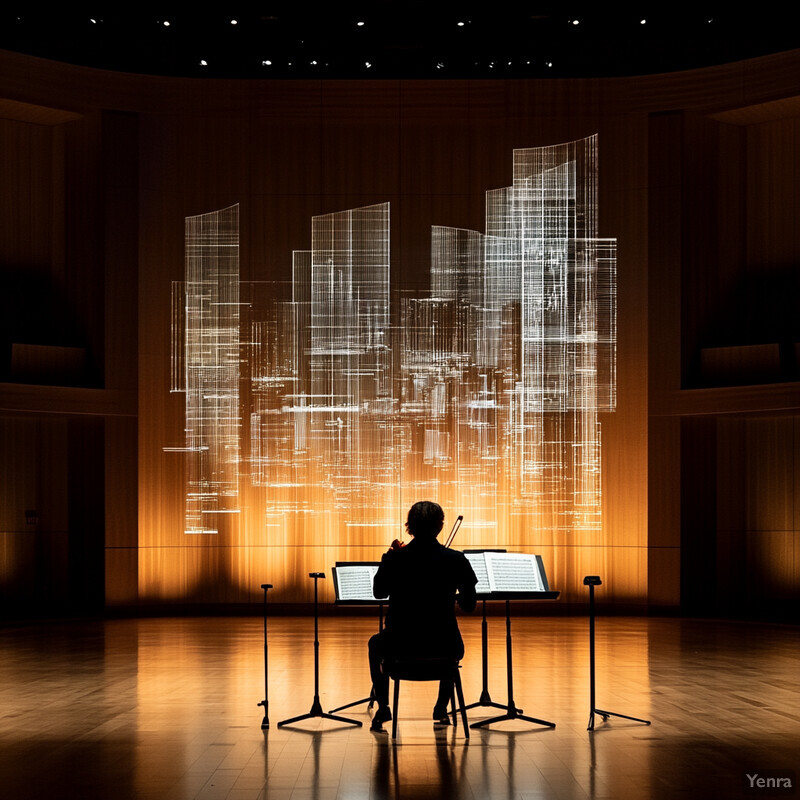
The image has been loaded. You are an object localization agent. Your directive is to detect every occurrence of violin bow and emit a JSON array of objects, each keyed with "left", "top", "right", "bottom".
[{"left": 444, "top": 515, "right": 463, "bottom": 548}]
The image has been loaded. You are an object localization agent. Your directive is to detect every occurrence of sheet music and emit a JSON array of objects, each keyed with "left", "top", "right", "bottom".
[
  {"left": 465, "top": 552, "right": 492, "bottom": 594},
  {"left": 485, "top": 552, "right": 544, "bottom": 592},
  {"left": 460, "top": 552, "right": 544, "bottom": 594},
  {"left": 334, "top": 564, "right": 380, "bottom": 602},
  {"left": 464, "top": 551, "right": 548, "bottom": 594}
]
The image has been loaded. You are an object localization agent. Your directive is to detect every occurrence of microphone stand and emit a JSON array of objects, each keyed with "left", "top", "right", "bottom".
[
  {"left": 585, "top": 576, "right": 650, "bottom": 731},
  {"left": 257, "top": 583, "right": 272, "bottom": 729},
  {"left": 278, "top": 573, "right": 362, "bottom": 729}
]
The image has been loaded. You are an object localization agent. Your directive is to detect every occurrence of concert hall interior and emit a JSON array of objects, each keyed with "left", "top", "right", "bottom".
[{"left": 1, "top": 10, "right": 799, "bottom": 800}]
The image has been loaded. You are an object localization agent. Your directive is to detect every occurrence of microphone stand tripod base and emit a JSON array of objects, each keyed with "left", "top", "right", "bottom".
[{"left": 277, "top": 573, "right": 362, "bottom": 730}]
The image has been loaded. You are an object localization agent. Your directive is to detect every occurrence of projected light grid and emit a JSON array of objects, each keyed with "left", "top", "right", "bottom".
[
  {"left": 169, "top": 205, "right": 241, "bottom": 534},
  {"left": 168, "top": 137, "right": 615, "bottom": 540}
]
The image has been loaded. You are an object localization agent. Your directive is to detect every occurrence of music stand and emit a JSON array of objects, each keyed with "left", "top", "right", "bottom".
[
  {"left": 469, "top": 597, "right": 558, "bottom": 730},
  {"left": 277, "top": 572, "right": 362, "bottom": 729},
  {"left": 462, "top": 550, "right": 514, "bottom": 717},
  {"left": 328, "top": 562, "right": 383, "bottom": 714},
  {"left": 465, "top": 552, "right": 559, "bottom": 730},
  {"left": 584, "top": 576, "right": 650, "bottom": 731},
  {"left": 257, "top": 583, "right": 273, "bottom": 729}
]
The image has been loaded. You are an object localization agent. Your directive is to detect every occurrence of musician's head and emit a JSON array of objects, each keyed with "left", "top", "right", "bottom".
[{"left": 405, "top": 501, "right": 445, "bottom": 539}]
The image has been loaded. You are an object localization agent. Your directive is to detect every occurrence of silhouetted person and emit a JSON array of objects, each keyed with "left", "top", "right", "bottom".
[{"left": 368, "top": 501, "right": 478, "bottom": 730}]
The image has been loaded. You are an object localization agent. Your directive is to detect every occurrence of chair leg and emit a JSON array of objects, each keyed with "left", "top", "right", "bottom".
[
  {"left": 392, "top": 678, "right": 400, "bottom": 739},
  {"left": 450, "top": 682, "right": 458, "bottom": 730},
  {"left": 454, "top": 670, "right": 469, "bottom": 739}
]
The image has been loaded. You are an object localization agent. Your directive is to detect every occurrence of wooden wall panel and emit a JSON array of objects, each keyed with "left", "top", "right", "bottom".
[
  {"left": 681, "top": 113, "right": 746, "bottom": 384},
  {"left": 680, "top": 417, "right": 718, "bottom": 614},
  {"left": 66, "top": 416, "right": 105, "bottom": 611},
  {"left": 105, "top": 415, "right": 138, "bottom": 604},
  {"left": 647, "top": 112, "right": 683, "bottom": 608},
  {"left": 0, "top": 119, "right": 54, "bottom": 267},
  {"left": 747, "top": 118, "right": 799, "bottom": 268},
  {"left": 134, "top": 81, "right": 652, "bottom": 607},
  {"left": 0, "top": 414, "right": 69, "bottom": 614},
  {"left": 1, "top": 95, "right": 137, "bottom": 614},
  {"left": 8, "top": 47, "right": 800, "bottom": 612},
  {"left": 747, "top": 531, "right": 796, "bottom": 602},
  {"left": 603, "top": 112, "right": 649, "bottom": 560},
  {"left": 62, "top": 114, "right": 105, "bottom": 386},
  {"left": 745, "top": 417, "right": 794, "bottom": 532},
  {"left": 795, "top": 417, "right": 800, "bottom": 533},
  {"left": 645, "top": 417, "right": 681, "bottom": 608},
  {"left": 102, "top": 111, "right": 139, "bottom": 392},
  {"left": 715, "top": 415, "right": 799, "bottom": 618}
]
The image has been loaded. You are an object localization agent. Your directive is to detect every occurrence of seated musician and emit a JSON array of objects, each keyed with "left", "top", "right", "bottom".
[{"left": 368, "top": 501, "right": 478, "bottom": 730}]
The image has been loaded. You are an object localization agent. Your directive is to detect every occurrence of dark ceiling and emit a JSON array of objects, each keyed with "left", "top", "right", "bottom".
[{"left": 2, "top": 7, "right": 799, "bottom": 80}]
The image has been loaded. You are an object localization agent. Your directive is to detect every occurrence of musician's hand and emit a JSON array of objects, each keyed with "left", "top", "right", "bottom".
[{"left": 389, "top": 538, "right": 405, "bottom": 552}]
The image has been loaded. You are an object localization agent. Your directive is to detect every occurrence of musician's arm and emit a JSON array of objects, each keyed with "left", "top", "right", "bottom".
[
  {"left": 456, "top": 557, "right": 478, "bottom": 613},
  {"left": 373, "top": 551, "right": 395, "bottom": 599}
]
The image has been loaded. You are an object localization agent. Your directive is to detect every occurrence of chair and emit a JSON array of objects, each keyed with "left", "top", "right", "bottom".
[{"left": 384, "top": 657, "right": 469, "bottom": 739}]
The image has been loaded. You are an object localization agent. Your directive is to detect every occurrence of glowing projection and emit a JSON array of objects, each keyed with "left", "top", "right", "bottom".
[
  {"left": 169, "top": 136, "right": 615, "bottom": 541},
  {"left": 170, "top": 205, "right": 241, "bottom": 533},
  {"left": 247, "top": 203, "right": 399, "bottom": 532}
]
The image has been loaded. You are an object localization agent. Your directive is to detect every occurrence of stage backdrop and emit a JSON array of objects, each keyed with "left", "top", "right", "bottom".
[
  {"left": 4, "top": 51, "right": 800, "bottom": 615},
  {"left": 135, "top": 82, "right": 650, "bottom": 607}
]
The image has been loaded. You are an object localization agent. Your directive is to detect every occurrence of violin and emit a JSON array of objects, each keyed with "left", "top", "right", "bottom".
[{"left": 389, "top": 515, "right": 463, "bottom": 551}]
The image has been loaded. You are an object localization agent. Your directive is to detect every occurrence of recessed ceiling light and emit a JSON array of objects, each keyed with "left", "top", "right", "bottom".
[
  {"left": 199, "top": 60, "right": 208, "bottom": 66},
  {"left": 262, "top": 60, "right": 272, "bottom": 66},
  {"left": 357, "top": 21, "right": 365, "bottom": 27},
  {"left": 230, "top": 19, "right": 238, "bottom": 26},
  {"left": 161, "top": 20, "right": 170, "bottom": 27}
]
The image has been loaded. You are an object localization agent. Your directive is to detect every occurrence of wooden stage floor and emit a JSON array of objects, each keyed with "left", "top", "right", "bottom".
[{"left": 0, "top": 615, "right": 798, "bottom": 800}]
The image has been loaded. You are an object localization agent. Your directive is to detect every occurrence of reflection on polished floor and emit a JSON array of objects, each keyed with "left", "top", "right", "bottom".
[{"left": 0, "top": 615, "right": 798, "bottom": 800}]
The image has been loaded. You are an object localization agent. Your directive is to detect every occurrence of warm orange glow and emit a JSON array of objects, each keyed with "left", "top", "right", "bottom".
[{"left": 137, "top": 137, "right": 651, "bottom": 605}]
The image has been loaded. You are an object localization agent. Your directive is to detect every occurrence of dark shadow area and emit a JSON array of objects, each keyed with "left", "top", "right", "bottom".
[
  {"left": 0, "top": 266, "right": 100, "bottom": 387},
  {"left": 691, "top": 264, "right": 800, "bottom": 388}
]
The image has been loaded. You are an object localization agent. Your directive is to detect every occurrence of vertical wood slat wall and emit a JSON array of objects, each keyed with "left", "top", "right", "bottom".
[{"left": 1, "top": 48, "right": 799, "bottom": 613}]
